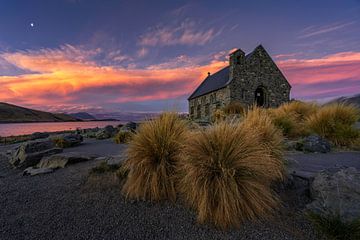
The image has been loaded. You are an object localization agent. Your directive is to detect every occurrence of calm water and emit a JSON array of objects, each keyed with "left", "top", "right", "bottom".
[{"left": 0, "top": 121, "right": 122, "bottom": 137}]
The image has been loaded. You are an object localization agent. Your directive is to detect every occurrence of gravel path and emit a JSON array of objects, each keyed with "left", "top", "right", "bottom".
[{"left": 0, "top": 139, "right": 322, "bottom": 240}]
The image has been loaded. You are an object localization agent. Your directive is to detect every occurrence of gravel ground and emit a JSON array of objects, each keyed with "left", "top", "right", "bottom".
[{"left": 0, "top": 139, "right": 325, "bottom": 240}]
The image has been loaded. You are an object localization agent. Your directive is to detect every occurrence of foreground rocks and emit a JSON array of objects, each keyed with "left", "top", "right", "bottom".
[
  {"left": 37, "top": 152, "right": 99, "bottom": 169},
  {"left": 10, "top": 139, "right": 63, "bottom": 169},
  {"left": 284, "top": 135, "right": 331, "bottom": 153},
  {"left": 96, "top": 125, "right": 116, "bottom": 140},
  {"left": 307, "top": 167, "right": 360, "bottom": 222},
  {"left": 52, "top": 133, "right": 83, "bottom": 148}
]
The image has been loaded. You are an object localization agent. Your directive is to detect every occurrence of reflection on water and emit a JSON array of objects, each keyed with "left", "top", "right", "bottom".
[{"left": 0, "top": 121, "right": 122, "bottom": 137}]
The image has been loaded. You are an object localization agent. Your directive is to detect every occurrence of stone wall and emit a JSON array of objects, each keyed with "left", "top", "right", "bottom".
[
  {"left": 189, "top": 86, "right": 230, "bottom": 122},
  {"left": 229, "top": 45, "right": 291, "bottom": 108}
]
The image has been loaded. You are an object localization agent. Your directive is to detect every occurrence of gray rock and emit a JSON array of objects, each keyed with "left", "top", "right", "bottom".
[
  {"left": 105, "top": 154, "right": 127, "bottom": 166},
  {"left": 30, "top": 132, "right": 50, "bottom": 140},
  {"left": 96, "top": 125, "right": 116, "bottom": 140},
  {"left": 9, "top": 140, "right": 63, "bottom": 169},
  {"left": 23, "top": 167, "right": 53, "bottom": 176},
  {"left": 307, "top": 167, "right": 360, "bottom": 222},
  {"left": 302, "top": 135, "right": 331, "bottom": 153},
  {"left": 37, "top": 152, "right": 99, "bottom": 169},
  {"left": 120, "top": 121, "right": 138, "bottom": 132},
  {"left": 62, "top": 133, "right": 83, "bottom": 147}
]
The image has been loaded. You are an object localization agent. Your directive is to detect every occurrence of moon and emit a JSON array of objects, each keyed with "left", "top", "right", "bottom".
[{"left": 30, "top": 23, "right": 34, "bottom": 27}]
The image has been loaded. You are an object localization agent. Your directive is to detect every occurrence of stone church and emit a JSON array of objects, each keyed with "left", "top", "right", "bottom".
[{"left": 188, "top": 45, "right": 291, "bottom": 121}]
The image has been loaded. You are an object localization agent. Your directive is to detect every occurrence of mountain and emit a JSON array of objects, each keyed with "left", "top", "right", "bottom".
[
  {"left": 92, "top": 112, "right": 160, "bottom": 122},
  {"left": 327, "top": 94, "right": 360, "bottom": 107},
  {"left": 0, "top": 102, "right": 79, "bottom": 123},
  {"left": 69, "top": 112, "right": 96, "bottom": 120}
]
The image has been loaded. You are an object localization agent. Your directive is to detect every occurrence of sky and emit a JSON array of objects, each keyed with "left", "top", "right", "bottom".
[{"left": 0, "top": 0, "right": 359, "bottom": 114}]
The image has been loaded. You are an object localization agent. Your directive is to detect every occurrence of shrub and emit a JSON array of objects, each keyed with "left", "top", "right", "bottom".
[
  {"left": 222, "top": 101, "right": 245, "bottom": 115},
  {"left": 90, "top": 161, "right": 120, "bottom": 174},
  {"left": 242, "top": 106, "right": 284, "bottom": 161},
  {"left": 307, "top": 212, "right": 360, "bottom": 240},
  {"left": 306, "top": 103, "right": 360, "bottom": 146},
  {"left": 268, "top": 101, "right": 318, "bottom": 138},
  {"left": 114, "top": 131, "right": 132, "bottom": 144},
  {"left": 211, "top": 109, "right": 226, "bottom": 123},
  {"left": 122, "top": 112, "right": 188, "bottom": 202},
  {"left": 178, "top": 121, "right": 283, "bottom": 229},
  {"left": 53, "top": 138, "right": 72, "bottom": 148}
]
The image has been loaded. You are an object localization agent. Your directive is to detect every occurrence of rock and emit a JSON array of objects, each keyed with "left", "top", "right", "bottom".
[
  {"left": 120, "top": 121, "right": 138, "bottom": 132},
  {"left": 23, "top": 167, "right": 53, "bottom": 176},
  {"left": 307, "top": 167, "right": 360, "bottom": 222},
  {"left": 37, "top": 152, "right": 99, "bottom": 169},
  {"left": 53, "top": 133, "right": 83, "bottom": 148},
  {"left": 30, "top": 132, "right": 49, "bottom": 140},
  {"left": 105, "top": 154, "right": 127, "bottom": 166},
  {"left": 96, "top": 125, "right": 116, "bottom": 140},
  {"left": 9, "top": 140, "right": 63, "bottom": 169},
  {"left": 302, "top": 135, "right": 331, "bottom": 153}
]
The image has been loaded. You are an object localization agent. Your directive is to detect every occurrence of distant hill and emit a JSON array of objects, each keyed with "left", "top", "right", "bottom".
[
  {"left": 0, "top": 102, "right": 79, "bottom": 123},
  {"left": 327, "top": 94, "right": 360, "bottom": 107},
  {"left": 69, "top": 112, "right": 96, "bottom": 120}
]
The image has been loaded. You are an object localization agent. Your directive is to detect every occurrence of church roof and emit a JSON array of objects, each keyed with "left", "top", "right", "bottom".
[{"left": 188, "top": 66, "right": 230, "bottom": 100}]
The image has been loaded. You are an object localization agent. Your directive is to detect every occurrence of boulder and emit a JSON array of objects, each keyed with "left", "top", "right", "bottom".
[
  {"left": 104, "top": 154, "right": 127, "bottom": 167},
  {"left": 9, "top": 140, "right": 63, "bottom": 169},
  {"left": 53, "top": 133, "right": 83, "bottom": 148},
  {"left": 120, "top": 121, "right": 138, "bottom": 132},
  {"left": 30, "top": 132, "right": 49, "bottom": 140},
  {"left": 96, "top": 125, "right": 116, "bottom": 140},
  {"left": 302, "top": 135, "right": 331, "bottom": 153},
  {"left": 307, "top": 167, "right": 360, "bottom": 222},
  {"left": 37, "top": 152, "right": 99, "bottom": 169},
  {"left": 23, "top": 167, "right": 53, "bottom": 176}
]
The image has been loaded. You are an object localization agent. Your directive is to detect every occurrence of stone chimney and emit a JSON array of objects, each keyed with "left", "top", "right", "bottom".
[{"left": 229, "top": 48, "right": 245, "bottom": 80}]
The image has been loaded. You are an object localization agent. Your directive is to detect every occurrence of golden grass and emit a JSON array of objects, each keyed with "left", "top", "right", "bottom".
[
  {"left": 211, "top": 109, "right": 226, "bottom": 123},
  {"left": 222, "top": 101, "right": 245, "bottom": 115},
  {"left": 268, "top": 101, "right": 318, "bottom": 138},
  {"left": 242, "top": 106, "right": 284, "bottom": 161},
  {"left": 122, "top": 112, "right": 188, "bottom": 202},
  {"left": 178, "top": 121, "right": 283, "bottom": 229},
  {"left": 306, "top": 103, "right": 360, "bottom": 146},
  {"left": 114, "top": 131, "right": 132, "bottom": 144}
]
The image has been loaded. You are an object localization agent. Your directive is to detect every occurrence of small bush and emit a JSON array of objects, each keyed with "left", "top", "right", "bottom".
[
  {"left": 211, "top": 109, "right": 226, "bottom": 123},
  {"left": 53, "top": 138, "right": 72, "bottom": 148},
  {"left": 306, "top": 103, "right": 360, "bottom": 146},
  {"left": 268, "top": 101, "right": 318, "bottom": 138},
  {"left": 222, "top": 101, "right": 245, "bottom": 115},
  {"left": 114, "top": 131, "right": 132, "bottom": 144},
  {"left": 307, "top": 212, "right": 360, "bottom": 240},
  {"left": 122, "top": 112, "right": 188, "bottom": 202},
  {"left": 242, "top": 106, "right": 284, "bottom": 161},
  {"left": 178, "top": 121, "right": 283, "bottom": 229},
  {"left": 90, "top": 161, "right": 120, "bottom": 174}
]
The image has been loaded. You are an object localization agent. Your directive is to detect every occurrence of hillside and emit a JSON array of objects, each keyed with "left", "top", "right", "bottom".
[
  {"left": 0, "top": 102, "right": 79, "bottom": 123},
  {"left": 69, "top": 112, "right": 96, "bottom": 120},
  {"left": 328, "top": 94, "right": 360, "bottom": 107}
]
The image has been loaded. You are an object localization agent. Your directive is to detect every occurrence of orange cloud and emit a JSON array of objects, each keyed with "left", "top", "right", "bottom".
[{"left": 0, "top": 45, "right": 227, "bottom": 111}]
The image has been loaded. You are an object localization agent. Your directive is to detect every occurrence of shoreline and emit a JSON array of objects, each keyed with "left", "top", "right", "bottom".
[{"left": 0, "top": 119, "right": 120, "bottom": 124}]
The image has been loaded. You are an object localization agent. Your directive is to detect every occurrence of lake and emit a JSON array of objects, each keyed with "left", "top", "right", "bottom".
[{"left": 0, "top": 121, "right": 123, "bottom": 137}]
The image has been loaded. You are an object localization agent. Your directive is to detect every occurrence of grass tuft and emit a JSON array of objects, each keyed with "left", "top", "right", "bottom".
[
  {"left": 122, "top": 112, "right": 188, "bottom": 202},
  {"left": 222, "top": 101, "right": 245, "bottom": 115},
  {"left": 178, "top": 121, "right": 283, "bottom": 229},
  {"left": 307, "top": 212, "right": 360, "bottom": 240},
  {"left": 114, "top": 131, "right": 132, "bottom": 144},
  {"left": 306, "top": 103, "right": 360, "bottom": 146}
]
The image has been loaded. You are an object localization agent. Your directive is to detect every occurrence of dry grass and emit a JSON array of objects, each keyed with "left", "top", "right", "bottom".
[
  {"left": 306, "top": 103, "right": 360, "bottom": 146},
  {"left": 122, "top": 112, "right": 188, "bottom": 202},
  {"left": 178, "top": 121, "right": 284, "bottom": 229},
  {"left": 242, "top": 106, "right": 284, "bottom": 161},
  {"left": 211, "top": 109, "right": 226, "bottom": 123},
  {"left": 268, "top": 101, "right": 318, "bottom": 138},
  {"left": 222, "top": 101, "right": 245, "bottom": 115},
  {"left": 114, "top": 131, "right": 132, "bottom": 144}
]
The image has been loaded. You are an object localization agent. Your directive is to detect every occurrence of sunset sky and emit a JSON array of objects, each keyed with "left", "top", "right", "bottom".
[{"left": 0, "top": 0, "right": 359, "bottom": 113}]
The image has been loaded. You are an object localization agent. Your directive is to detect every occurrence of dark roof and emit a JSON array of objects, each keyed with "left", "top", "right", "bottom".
[{"left": 188, "top": 66, "right": 230, "bottom": 100}]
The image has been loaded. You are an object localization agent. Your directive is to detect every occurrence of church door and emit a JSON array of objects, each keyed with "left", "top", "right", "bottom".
[{"left": 255, "top": 87, "right": 266, "bottom": 107}]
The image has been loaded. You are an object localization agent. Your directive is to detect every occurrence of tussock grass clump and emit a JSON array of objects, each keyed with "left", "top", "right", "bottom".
[
  {"left": 242, "top": 106, "right": 284, "bottom": 161},
  {"left": 90, "top": 161, "right": 120, "bottom": 174},
  {"left": 114, "top": 131, "right": 132, "bottom": 144},
  {"left": 211, "top": 109, "right": 226, "bottom": 123},
  {"left": 53, "top": 138, "right": 72, "bottom": 148},
  {"left": 306, "top": 103, "right": 360, "bottom": 146},
  {"left": 307, "top": 212, "right": 360, "bottom": 240},
  {"left": 269, "top": 101, "right": 318, "bottom": 138},
  {"left": 179, "top": 121, "right": 283, "bottom": 229},
  {"left": 122, "top": 112, "right": 188, "bottom": 202},
  {"left": 222, "top": 101, "right": 245, "bottom": 115}
]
